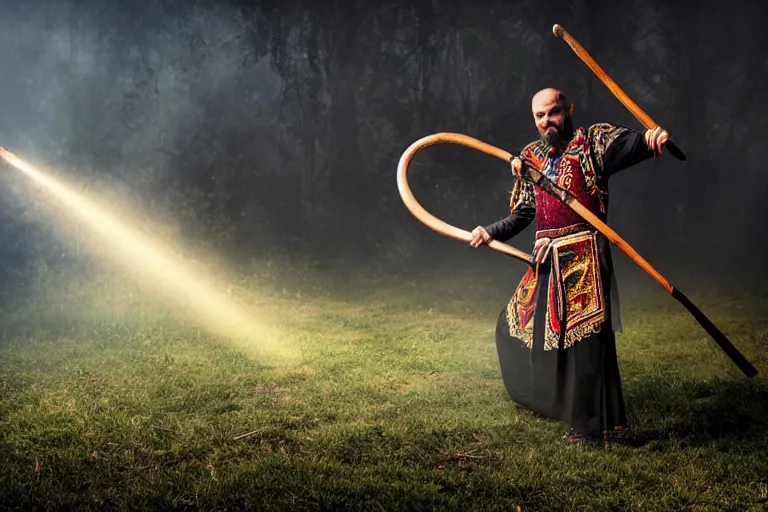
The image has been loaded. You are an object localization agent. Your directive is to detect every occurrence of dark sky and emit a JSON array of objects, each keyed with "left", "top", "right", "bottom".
[{"left": 0, "top": 0, "right": 765, "bottom": 301}]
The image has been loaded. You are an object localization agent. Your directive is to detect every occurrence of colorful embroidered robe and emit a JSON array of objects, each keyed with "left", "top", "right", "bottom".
[
  {"left": 485, "top": 122, "right": 656, "bottom": 436},
  {"left": 486, "top": 123, "right": 654, "bottom": 351}
]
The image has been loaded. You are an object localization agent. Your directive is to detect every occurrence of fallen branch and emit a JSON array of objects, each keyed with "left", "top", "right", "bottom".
[{"left": 233, "top": 428, "right": 268, "bottom": 441}]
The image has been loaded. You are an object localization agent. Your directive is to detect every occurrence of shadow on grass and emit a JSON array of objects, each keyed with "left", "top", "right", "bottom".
[{"left": 622, "top": 374, "right": 768, "bottom": 451}]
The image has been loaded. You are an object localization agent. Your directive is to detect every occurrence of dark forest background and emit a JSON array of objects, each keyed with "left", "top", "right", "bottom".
[{"left": 0, "top": 0, "right": 766, "bottom": 305}]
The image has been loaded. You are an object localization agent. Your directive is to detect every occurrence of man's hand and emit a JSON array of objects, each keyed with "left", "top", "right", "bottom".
[
  {"left": 470, "top": 226, "right": 491, "bottom": 248},
  {"left": 510, "top": 157, "right": 523, "bottom": 179},
  {"left": 645, "top": 126, "right": 670, "bottom": 156},
  {"left": 533, "top": 237, "right": 552, "bottom": 264}
]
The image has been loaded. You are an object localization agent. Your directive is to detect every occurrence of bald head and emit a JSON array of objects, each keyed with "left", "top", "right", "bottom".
[
  {"left": 531, "top": 88, "right": 572, "bottom": 116},
  {"left": 531, "top": 88, "right": 574, "bottom": 147}
]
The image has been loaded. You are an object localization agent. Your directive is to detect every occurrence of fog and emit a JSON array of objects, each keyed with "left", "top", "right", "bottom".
[{"left": 0, "top": 0, "right": 766, "bottom": 310}]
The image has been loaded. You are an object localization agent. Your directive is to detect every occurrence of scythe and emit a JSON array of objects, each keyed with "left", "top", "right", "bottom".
[
  {"left": 396, "top": 24, "right": 757, "bottom": 378},
  {"left": 397, "top": 136, "right": 757, "bottom": 378}
]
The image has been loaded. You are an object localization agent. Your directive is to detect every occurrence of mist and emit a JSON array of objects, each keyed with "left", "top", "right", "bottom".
[
  {"left": 1, "top": 1, "right": 767, "bottom": 507},
  {"left": 0, "top": 0, "right": 766, "bottom": 310}
]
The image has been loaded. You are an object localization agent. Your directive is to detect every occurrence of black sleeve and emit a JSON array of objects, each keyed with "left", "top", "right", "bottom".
[
  {"left": 484, "top": 204, "right": 535, "bottom": 242},
  {"left": 588, "top": 123, "right": 657, "bottom": 186},
  {"left": 600, "top": 130, "right": 654, "bottom": 179}
]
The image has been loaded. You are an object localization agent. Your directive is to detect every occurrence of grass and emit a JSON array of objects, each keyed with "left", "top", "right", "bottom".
[{"left": 0, "top": 258, "right": 767, "bottom": 511}]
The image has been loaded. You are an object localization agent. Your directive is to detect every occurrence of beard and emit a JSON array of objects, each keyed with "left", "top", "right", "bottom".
[{"left": 542, "top": 115, "right": 574, "bottom": 148}]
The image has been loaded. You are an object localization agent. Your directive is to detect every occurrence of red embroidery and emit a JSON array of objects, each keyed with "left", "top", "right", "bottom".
[{"left": 507, "top": 228, "right": 605, "bottom": 350}]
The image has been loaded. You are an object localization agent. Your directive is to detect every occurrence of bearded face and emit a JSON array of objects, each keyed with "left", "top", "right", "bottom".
[
  {"left": 542, "top": 114, "right": 574, "bottom": 147},
  {"left": 532, "top": 89, "right": 574, "bottom": 148}
]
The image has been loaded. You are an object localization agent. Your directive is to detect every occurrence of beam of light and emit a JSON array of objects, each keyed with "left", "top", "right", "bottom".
[{"left": 0, "top": 145, "right": 292, "bottom": 361}]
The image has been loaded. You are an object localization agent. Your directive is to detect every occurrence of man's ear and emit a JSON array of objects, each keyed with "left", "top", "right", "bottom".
[{"left": 568, "top": 103, "right": 575, "bottom": 116}]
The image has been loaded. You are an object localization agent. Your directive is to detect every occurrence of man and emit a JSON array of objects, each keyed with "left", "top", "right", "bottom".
[{"left": 470, "top": 87, "right": 669, "bottom": 443}]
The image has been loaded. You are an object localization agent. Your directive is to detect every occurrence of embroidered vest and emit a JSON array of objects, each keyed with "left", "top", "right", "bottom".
[
  {"left": 520, "top": 125, "right": 607, "bottom": 230},
  {"left": 506, "top": 124, "right": 628, "bottom": 351}
]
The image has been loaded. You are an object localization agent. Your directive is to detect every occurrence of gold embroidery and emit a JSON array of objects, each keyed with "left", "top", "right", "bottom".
[
  {"left": 588, "top": 123, "right": 630, "bottom": 173},
  {"left": 506, "top": 266, "right": 538, "bottom": 348},
  {"left": 557, "top": 156, "right": 574, "bottom": 190},
  {"left": 536, "top": 223, "right": 590, "bottom": 240},
  {"left": 509, "top": 179, "right": 535, "bottom": 213},
  {"left": 506, "top": 229, "right": 606, "bottom": 351},
  {"left": 544, "top": 230, "right": 605, "bottom": 350}
]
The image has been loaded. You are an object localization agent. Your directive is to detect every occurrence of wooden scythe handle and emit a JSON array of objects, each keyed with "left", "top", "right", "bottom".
[
  {"left": 396, "top": 132, "right": 757, "bottom": 377},
  {"left": 552, "top": 24, "right": 687, "bottom": 162},
  {"left": 396, "top": 132, "right": 533, "bottom": 265}
]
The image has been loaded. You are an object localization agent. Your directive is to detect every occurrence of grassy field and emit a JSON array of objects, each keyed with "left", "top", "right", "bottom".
[{"left": 0, "top": 259, "right": 767, "bottom": 511}]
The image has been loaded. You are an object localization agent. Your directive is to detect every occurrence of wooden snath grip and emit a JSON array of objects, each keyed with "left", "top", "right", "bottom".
[{"left": 552, "top": 24, "right": 687, "bottom": 162}]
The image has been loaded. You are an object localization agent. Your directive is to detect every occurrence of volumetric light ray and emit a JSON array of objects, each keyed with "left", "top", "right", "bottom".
[{"left": 0, "top": 145, "right": 287, "bottom": 359}]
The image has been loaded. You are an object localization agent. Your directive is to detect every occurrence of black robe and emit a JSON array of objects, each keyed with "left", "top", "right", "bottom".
[{"left": 485, "top": 128, "right": 655, "bottom": 437}]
